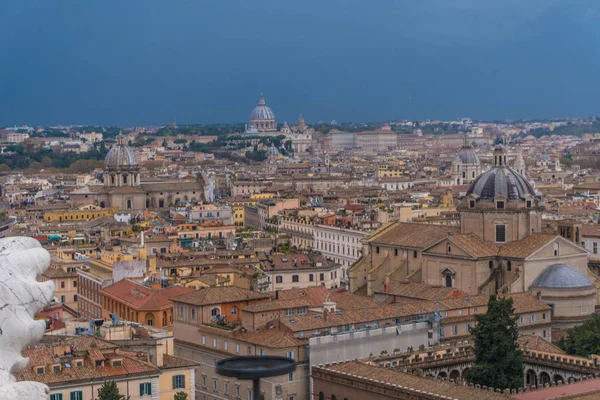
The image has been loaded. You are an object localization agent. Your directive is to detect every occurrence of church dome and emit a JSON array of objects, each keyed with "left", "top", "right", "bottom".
[
  {"left": 465, "top": 144, "right": 535, "bottom": 201},
  {"left": 250, "top": 95, "right": 275, "bottom": 121},
  {"left": 456, "top": 146, "right": 479, "bottom": 164},
  {"left": 530, "top": 264, "right": 594, "bottom": 289},
  {"left": 465, "top": 167, "right": 535, "bottom": 201},
  {"left": 105, "top": 133, "right": 139, "bottom": 170}
]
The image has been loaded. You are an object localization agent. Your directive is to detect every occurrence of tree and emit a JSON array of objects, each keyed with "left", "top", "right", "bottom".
[
  {"left": 97, "top": 380, "right": 130, "bottom": 400},
  {"left": 465, "top": 295, "right": 523, "bottom": 389},
  {"left": 41, "top": 156, "right": 53, "bottom": 168},
  {"left": 559, "top": 314, "right": 600, "bottom": 357},
  {"left": 174, "top": 392, "right": 188, "bottom": 400}
]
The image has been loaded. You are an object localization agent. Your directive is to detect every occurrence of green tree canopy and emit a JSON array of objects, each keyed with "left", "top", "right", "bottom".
[
  {"left": 559, "top": 314, "right": 600, "bottom": 357},
  {"left": 98, "top": 380, "right": 130, "bottom": 400},
  {"left": 465, "top": 295, "right": 524, "bottom": 390},
  {"left": 174, "top": 391, "right": 188, "bottom": 400}
]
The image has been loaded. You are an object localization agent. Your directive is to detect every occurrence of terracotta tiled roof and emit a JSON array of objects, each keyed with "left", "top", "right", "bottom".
[
  {"left": 517, "top": 335, "right": 565, "bottom": 354},
  {"left": 498, "top": 233, "right": 557, "bottom": 258},
  {"left": 101, "top": 279, "right": 194, "bottom": 311},
  {"left": 274, "top": 286, "right": 381, "bottom": 310},
  {"left": 162, "top": 354, "right": 199, "bottom": 369},
  {"left": 15, "top": 335, "right": 159, "bottom": 386},
  {"left": 171, "top": 286, "right": 270, "bottom": 306},
  {"left": 374, "top": 281, "right": 468, "bottom": 301},
  {"left": 315, "top": 361, "right": 507, "bottom": 400},
  {"left": 445, "top": 233, "right": 499, "bottom": 258},
  {"left": 581, "top": 224, "right": 600, "bottom": 238},
  {"left": 242, "top": 298, "right": 311, "bottom": 313},
  {"left": 364, "top": 222, "right": 459, "bottom": 249}
]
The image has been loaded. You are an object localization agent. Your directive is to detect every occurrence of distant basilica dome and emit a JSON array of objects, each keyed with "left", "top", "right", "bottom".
[
  {"left": 456, "top": 145, "right": 479, "bottom": 165},
  {"left": 248, "top": 94, "right": 276, "bottom": 133},
  {"left": 105, "top": 133, "right": 139, "bottom": 171}
]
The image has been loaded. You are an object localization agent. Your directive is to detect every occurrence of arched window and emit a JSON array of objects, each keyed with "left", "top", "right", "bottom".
[
  {"left": 231, "top": 306, "right": 237, "bottom": 315},
  {"left": 126, "top": 199, "right": 132, "bottom": 210},
  {"left": 489, "top": 260, "right": 493, "bottom": 269},
  {"left": 319, "top": 393, "right": 325, "bottom": 400},
  {"left": 110, "top": 175, "right": 115, "bottom": 184},
  {"left": 211, "top": 308, "right": 220, "bottom": 320},
  {"left": 331, "top": 396, "right": 337, "bottom": 400},
  {"left": 507, "top": 261, "right": 512, "bottom": 272},
  {"left": 445, "top": 274, "right": 453, "bottom": 288},
  {"left": 554, "top": 243, "right": 559, "bottom": 256},
  {"left": 122, "top": 174, "right": 128, "bottom": 184},
  {"left": 159, "top": 199, "right": 165, "bottom": 208},
  {"left": 145, "top": 313, "right": 154, "bottom": 326}
]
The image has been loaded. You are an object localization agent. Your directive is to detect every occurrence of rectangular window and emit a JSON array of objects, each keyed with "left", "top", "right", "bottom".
[
  {"left": 276, "top": 276, "right": 283, "bottom": 283},
  {"left": 249, "top": 389, "right": 253, "bottom": 400},
  {"left": 594, "top": 243, "right": 598, "bottom": 254},
  {"left": 191, "top": 308, "right": 196, "bottom": 320},
  {"left": 542, "top": 313, "right": 546, "bottom": 320},
  {"left": 70, "top": 391, "right": 83, "bottom": 400},
  {"left": 496, "top": 200, "right": 505, "bottom": 209},
  {"left": 320, "top": 273, "right": 324, "bottom": 281},
  {"left": 453, "top": 326, "right": 458, "bottom": 335},
  {"left": 202, "top": 335, "right": 206, "bottom": 345},
  {"left": 543, "top": 329, "right": 547, "bottom": 338},
  {"left": 236, "top": 343, "right": 240, "bottom": 353},
  {"left": 247, "top": 346, "right": 252, "bottom": 355},
  {"left": 530, "top": 315, "right": 536, "bottom": 323},
  {"left": 520, "top": 316, "right": 525, "bottom": 325},
  {"left": 173, "top": 374, "right": 186, "bottom": 389},
  {"left": 309, "top": 274, "right": 314, "bottom": 282},
  {"left": 140, "top": 382, "right": 152, "bottom": 396},
  {"left": 213, "top": 338, "right": 217, "bottom": 348},
  {"left": 224, "top": 341, "right": 228, "bottom": 351},
  {"left": 224, "top": 382, "right": 229, "bottom": 394},
  {"left": 394, "top": 248, "right": 398, "bottom": 256},
  {"left": 236, "top": 386, "right": 240, "bottom": 397},
  {"left": 213, "top": 379, "right": 218, "bottom": 390},
  {"left": 496, "top": 224, "right": 506, "bottom": 243},
  {"left": 259, "top": 349, "right": 264, "bottom": 356},
  {"left": 50, "top": 394, "right": 63, "bottom": 400},
  {"left": 287, "top": 351, "right": 294, "bottom": 360},
  {"left": 289, "top": 372, "right": 294, "bottom": 382},
  {"left": 376, "top": 246, "right": 380, "bottom": 254}
]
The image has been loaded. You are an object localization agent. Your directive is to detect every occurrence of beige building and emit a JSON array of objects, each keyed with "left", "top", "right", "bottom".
[{"left": 15, "top": 335, "right": 197, "bottom": 400}]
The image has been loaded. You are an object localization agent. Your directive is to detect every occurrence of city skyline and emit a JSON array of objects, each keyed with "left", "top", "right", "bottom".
[{"left": 2, "top": 0, "right": 600, "bottom": 126}]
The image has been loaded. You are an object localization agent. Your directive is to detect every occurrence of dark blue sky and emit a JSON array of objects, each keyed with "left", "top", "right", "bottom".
[{"left": 2, "top": 0, "right": 600, "bottom": 126}]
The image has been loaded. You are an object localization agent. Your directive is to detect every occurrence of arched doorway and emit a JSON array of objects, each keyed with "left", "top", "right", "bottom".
[
  {"left": 162, "top": 311, "right": 167, "bottom": 326},
  {"left": 526, "top": 369, "right": 537, "bottom": 387},
  {"left": 540, "top": 372, "right": 551, "bottom": 385},
  {"left": 437, "top": 371, "right": 448, "bottom": 379},
  {"left": 145, "top": 313, "right": 154, "bottom": 326},
  {"left": 100, "top": 201, "right": 106, "bottom": 208},
  {"left": 449, "top": 370, "right": 461, "bottom": 381},
  {"left": 553, "top": 374, "right": 564, "bottom": 384},
  {"left": 211, "top": 307, "right": 220, "bottom": 320},
  {"left": 319, "top": 392, "right": 324, "bottom": 400},
  {"left": 568, "top": 377, "right": 576, "bottom": 384}
]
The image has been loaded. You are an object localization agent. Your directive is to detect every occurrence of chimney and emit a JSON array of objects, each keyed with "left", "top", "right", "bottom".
[{"left": 536, "top": 291, "right": 542, "bottom": 301}]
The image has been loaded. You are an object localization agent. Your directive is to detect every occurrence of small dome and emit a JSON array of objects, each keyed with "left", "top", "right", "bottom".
[
  {"left": 465, "top": 166, "right": 536, "bottom": 201},
  {"left": 105, "top": 134, "right": 139, "bottom": 170},
  {"left": 250, "top": 95, "right": 275, "bottom": 121},
  {"left": 531, "top": 264, "right": 593, "bottom": 289},
  {"left": 494, "top": 143, "right": 505, "bottom": 152},
  {"left": 456, "top": 146, "right": 479, "bottom": 164}
]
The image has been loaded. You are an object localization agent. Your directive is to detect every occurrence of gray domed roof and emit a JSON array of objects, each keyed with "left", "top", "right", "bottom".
[
  {"left": 530, "top": 263, "right": 593, "bottom": 289},
  {"left": 105, "top": 134, "right": 139, "bottom": 170},
  {"left": 250, "top": 95, "right": 275, "bottom": 121},
  {"left": 456, "top": 146, "right": 480, "bottom": 164},
  {"left": 465, "top": 166, "right": 535, "bottom": 201}
]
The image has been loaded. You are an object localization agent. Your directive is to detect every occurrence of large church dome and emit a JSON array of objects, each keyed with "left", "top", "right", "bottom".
[
  {"left": 250, "top": 95, "right": 275, "bottom": 121},
  {"left": 465, "top": 145, "right": 535, "bottom": 202},
  {"left": 105, "top": 133, "right": 139, "bottom": 170}
]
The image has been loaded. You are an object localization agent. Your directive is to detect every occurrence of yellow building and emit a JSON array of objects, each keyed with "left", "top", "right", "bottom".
[
  {"left": 377, "top": 164, "right": 406, "bottom": 178},
  {"left": 44, "top": 204, "right": 118, "bottom": 222}
]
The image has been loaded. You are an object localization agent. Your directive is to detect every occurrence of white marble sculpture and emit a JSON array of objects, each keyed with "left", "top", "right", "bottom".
[{"left": 0, "top": 237, "right": 54, "bottom": 399}]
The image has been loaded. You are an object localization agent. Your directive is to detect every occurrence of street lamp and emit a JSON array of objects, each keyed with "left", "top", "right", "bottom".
[{"left": 216, "top": 356, "right": 296, "bottom": 400}]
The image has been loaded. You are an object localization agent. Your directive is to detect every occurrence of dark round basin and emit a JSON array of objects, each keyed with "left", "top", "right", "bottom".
[{"left": 216, "top": 356, "right": 296, "bottom": 380}]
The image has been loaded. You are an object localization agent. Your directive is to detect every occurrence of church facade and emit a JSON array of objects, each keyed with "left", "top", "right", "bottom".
[
  {"left": 349, "top": 144, "right": 595, "bottom": 331},
  {"left": 70, "top": 133, "right": 209, "bottom": 212}
]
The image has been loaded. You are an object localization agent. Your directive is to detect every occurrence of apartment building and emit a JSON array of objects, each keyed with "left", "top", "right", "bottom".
[{"left": 313, "top": 224, "right": 368, "bottom": 285}]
